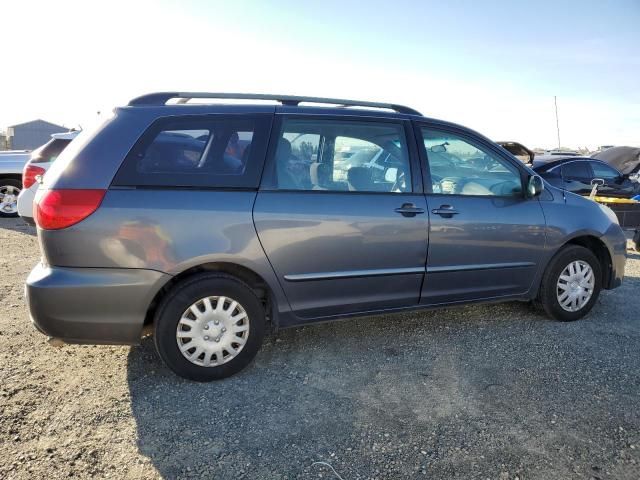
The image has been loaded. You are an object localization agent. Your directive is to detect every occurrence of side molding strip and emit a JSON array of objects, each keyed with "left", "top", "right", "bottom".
[
  {"left": 284, "top": 267, "right": 425, "bottom": 282},
  {"left": 426, "top": 261, "right": 535, "bottom": 273}
]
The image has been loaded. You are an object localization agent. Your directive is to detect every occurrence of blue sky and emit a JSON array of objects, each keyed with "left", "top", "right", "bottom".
[{"left": 2, "top": 0, "right": 638, "bottom": 149}]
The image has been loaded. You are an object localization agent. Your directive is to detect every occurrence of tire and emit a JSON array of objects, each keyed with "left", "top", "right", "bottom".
[
  {"left": 538, "top": 245, "right": 602, "bottom": 322},
  {"left": 154, "top": 273, "right": 265, "bottom": 381},
  {"left": 0, "top": 178, "right": 21, "bottom": 218}
]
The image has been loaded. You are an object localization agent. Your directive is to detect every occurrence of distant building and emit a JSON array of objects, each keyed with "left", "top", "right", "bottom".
[{"left": 6, "top": 119, "right": 67, "bottom": 150}]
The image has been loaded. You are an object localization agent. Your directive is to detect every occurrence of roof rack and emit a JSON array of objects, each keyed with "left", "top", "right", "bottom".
[{"left": 127, "top": 92, "right": 422, "bottom": 116}]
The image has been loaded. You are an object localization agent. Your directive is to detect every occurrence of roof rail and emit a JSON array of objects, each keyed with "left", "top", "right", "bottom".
[{"left": 127, "top": 92, "right": 422, "bottom": 116}]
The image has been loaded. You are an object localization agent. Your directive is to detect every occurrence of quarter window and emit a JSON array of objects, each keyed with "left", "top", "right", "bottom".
[
  {"left": 113, "top": 115, "right": 271, "bottom": 188},
  {"left": 273, "top": 119, "right": 411, "bottom": 193},
  {"left": 421, "top": 129, "right": 523, "bottom": 196}
]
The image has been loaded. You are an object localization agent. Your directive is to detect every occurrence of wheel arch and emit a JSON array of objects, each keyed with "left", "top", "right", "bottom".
[
  {"left": 144, "top": 261, "right": 278, "bottom": 330},
  {"left": 562, "top": 235, "right": 612, "bottom": 287},
  {"left": 0, "top": 174, "right": 22, "bottom": 183}
]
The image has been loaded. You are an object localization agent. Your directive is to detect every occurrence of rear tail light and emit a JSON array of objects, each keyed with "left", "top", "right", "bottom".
[
  {"left": 35, "top": 189, "right": 106, "bottom": 230},
  {"left": 23, "top": 163, "right": 46, "bottom": 189}
]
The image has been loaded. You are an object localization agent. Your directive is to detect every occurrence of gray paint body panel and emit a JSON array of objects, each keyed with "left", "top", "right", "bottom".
[
  {"left": 421, "top": 195, "right": 547, "bottom": 303},
  {"left": 38, "top": 189, "right": 292, "bottom": 316},
  {"left": 253, "top": 191, "right": 430, "bottom": 318},
  {"left": 536, "top": 188, "right": 626, "bottom": 287}
]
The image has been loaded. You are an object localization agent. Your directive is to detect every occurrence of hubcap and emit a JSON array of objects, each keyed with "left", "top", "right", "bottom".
[
  {"left": 556, "top": 260, "right": 595, "bottom": 312},
  {"left": 176, "top": 296, "right": 249, "bottom": 367},
  {"left": 0, "top": 185, "right": 20, "bottom": 214}
]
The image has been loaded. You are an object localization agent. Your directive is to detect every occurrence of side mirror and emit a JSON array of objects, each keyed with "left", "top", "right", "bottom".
[
  {"left": 526, "top": 174, "right": 544, "bottom": 198},
  {"left": 430, "top": 142, "right": 448, "bottom": 153}
]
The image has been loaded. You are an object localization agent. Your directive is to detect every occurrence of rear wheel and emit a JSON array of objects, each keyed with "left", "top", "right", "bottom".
[
  {"left": 538, "top": 245, "right": 602, "bottom": 321},
  {"left": 0, "top": 179, "right": 21, "bottom": 217},
  {"left": 154, "top": 273, "right": 265, "bottom": 381}
]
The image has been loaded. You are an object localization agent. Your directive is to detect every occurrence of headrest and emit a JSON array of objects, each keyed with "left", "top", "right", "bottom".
[
  {"left": 347, "top": 166, "right": 372, "bottom": 191},
  {"left": 310, "top": 162, "right": 332, "bottom": 185}
]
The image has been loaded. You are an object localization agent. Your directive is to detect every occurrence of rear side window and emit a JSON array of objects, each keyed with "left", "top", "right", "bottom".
[
  {"left": 113, "top": 114, "right": 271, "bottom": 188},
  {"left": 270, "top": 118, "right": 412, "bottom": 193},
  {"left": 30, "top": 138, "right": 72, "bottom": 164}
]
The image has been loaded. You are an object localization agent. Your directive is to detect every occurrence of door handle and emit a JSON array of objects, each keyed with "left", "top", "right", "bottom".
[
  {"left": 431, "top": 205, "right": 459, "bottom": 217},
  {"left": 394, "top": 203, "right": 425, "bottom": 217}
]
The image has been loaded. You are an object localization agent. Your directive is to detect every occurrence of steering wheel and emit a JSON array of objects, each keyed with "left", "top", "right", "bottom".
[{"left": 391, "top": 168, "right": 406, "bottom": 192}]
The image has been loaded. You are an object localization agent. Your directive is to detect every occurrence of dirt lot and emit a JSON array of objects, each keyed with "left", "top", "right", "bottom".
[{"left": 1, "top": 217, "right": 639, "bottom": 480}]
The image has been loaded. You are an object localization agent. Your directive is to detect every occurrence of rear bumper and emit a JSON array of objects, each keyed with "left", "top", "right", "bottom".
[
  {"left": 17, "top": 184, "right": 36, "bottom": 219},
  {"left": 26, "top": 263, "right": 170, "bottom": 344}
]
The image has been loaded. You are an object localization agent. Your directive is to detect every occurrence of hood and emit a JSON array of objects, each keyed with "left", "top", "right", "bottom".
[{"left": 592, "top": 147, "right": 640, "bottom": 174}]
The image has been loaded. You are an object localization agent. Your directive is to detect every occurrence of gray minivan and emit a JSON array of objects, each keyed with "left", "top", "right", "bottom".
[{"left": 26, "top": 93, "right": 627, "bottom": 381}]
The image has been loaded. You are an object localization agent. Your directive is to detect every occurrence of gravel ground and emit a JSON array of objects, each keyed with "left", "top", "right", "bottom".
[{"left": 1, "top": 216, "right": 639, "bottom": 480}]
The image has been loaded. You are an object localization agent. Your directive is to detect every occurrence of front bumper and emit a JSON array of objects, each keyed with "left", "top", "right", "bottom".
[
  {"left": 26, "top": 263, "right": 170, "bottom": 344},
  {"left": 603, "top": 224, "right": 627, "bottom": 289}
]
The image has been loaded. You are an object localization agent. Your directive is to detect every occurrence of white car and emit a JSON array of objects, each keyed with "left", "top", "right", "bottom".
[
  {"left": 17, "top": 131, "right": 79, "bottom": 224},
  {"left": 0, "top": 151, "right": 31, "bottom": 217}
]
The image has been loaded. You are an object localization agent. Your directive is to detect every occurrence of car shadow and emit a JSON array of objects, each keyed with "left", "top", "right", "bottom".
[
  {"left": 125, "top": 301, "right": 577, "bottom": 479},
  {"left": 0, "top": 217, "right": 36, "bottom": 236}
]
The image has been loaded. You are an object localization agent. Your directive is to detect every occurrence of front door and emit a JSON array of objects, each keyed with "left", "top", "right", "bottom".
[
  {"left": 560, "top": 160, "right": 594, "bottom": 196},
  {"left": 588, "top": 160, "right": 634, "bottom": 197},
  {"left": 416, "top": 124, "right": 546, "bottom": 304},
  {"left": 254, "top": 116, "right": 428, "bottom": 319}
]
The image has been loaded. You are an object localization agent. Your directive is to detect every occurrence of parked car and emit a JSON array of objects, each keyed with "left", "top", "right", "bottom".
[
  {"left": 591, "top": 146, "right": 640, "bottom": 176},
  {"left": 496, "top": 141, "right": 534, "bottom": 164},
  {"left": 17, "top": 131, "right": 80, "bottom": 224},
  {"left": 533, "top": 157, "right": 640, "bottom": 198},
  {"left": 544, "top": 149, "right": 580, "bottom": 156},
  {"left": 26, "top": 92, "right": 626, "bottom": 381},
  {"left": 0, "top": 150, "right": 31, "bottom": 217}
]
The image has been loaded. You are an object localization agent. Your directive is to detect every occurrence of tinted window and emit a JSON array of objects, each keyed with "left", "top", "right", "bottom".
[
  {"left": 30, "top": 138, "right": 72, "bottom": 164},
  {"left": 590, "top": 162, "right": 620, "bottom": 180},
  {"left": 272, "top": 119, "right": 411, "bottom": 193},
  {"left": 421, "top": 129, "right": 523, "bottom": 196},
  {"left": 113, "top": 115, "right": 271, "bottom": 188},
  {"left": 561, "top": 161, "right": 591, "bottom": 179}
]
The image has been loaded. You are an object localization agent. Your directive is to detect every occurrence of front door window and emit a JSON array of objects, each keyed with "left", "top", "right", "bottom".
[{"left": 422, "top": 129, "right": 523, "bottom": 197}]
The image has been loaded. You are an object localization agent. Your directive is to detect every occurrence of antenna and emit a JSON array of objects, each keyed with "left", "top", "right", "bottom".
[{"left": 554, "top": 96, "right": 561, "bottom": 149}]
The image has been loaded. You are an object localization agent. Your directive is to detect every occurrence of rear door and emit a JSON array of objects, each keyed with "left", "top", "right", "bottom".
[
  {"left": 416, "top": 124, "right": 546, "bottom": 304},
  {"left": 253, "top": 115, "right": 428, "bottom": 319}
]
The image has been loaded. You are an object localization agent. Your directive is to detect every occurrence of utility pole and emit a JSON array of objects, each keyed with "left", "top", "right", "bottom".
[{"left": 554, "top": 96, "right": 561, "bottom": 149}]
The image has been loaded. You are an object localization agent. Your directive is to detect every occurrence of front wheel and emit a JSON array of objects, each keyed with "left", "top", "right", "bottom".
[
  {"left": 538, "top": 245, "right": 602, "bottom": 322},
  {"left": 0, "top": 179, "right": 21, "bottom": 218},
  {"left": 154, "top": 273, "right": 265, "bottom": 381}
]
